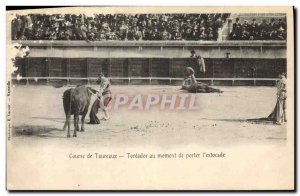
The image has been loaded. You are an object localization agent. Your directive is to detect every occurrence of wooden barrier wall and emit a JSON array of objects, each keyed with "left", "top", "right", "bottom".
[
  {"left": 14, "top": 57, "right": 286, "bottom": 80},
  {"left": 11, "top": 40, "right": 287, "bottom": 86}
]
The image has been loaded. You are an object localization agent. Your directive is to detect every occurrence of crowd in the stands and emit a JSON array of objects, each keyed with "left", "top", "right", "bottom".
[
  {"left": 11, "top": 13, "right": 230, "bottom": 41},
  {"left": 229, "top": 17, "right": 287, "bottom": 40}
]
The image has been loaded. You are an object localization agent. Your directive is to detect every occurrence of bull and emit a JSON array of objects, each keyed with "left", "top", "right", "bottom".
[{"left": 62, "top": 85, "right": 97, "bottom": 137}]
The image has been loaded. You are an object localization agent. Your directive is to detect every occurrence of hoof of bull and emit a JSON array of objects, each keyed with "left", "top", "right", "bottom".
[
  {"left": 73, "top": 134, "right": 77, "bottom": 137},
  {"left": 67, "top": 134, "right": 70, "bottom": 138},
  {"left": 80, "top": 129, "right": 84, "bottom": 132}
]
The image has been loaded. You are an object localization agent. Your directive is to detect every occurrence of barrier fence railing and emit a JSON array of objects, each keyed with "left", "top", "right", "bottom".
[
  {"left": 11, "top": 77, "right": 279, "bottom": 86},
  {"left": 12, "top": 40, "right": 286, "bottom": 46}
]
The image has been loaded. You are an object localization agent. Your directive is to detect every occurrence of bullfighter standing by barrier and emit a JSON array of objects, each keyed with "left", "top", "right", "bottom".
[
  {"left": 182, "top": 50, "right": 222, "bottom": 93},
  {"left": 190, "top": 49, "right": 206, "bottom": 73},
  {"left": 268, "top": 73, "right": 287, "bottom": 125},
  {"left": 89, "top": 73, "right": 112, "bottom": 124}
]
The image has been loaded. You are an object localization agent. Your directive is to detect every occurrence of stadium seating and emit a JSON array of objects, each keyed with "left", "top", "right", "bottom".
[
  {"left": 11, "top": 13, "right": 230, "bottom": 41},
  {"left": 228, "top": 14, "right": 287, "bottom": 40}
]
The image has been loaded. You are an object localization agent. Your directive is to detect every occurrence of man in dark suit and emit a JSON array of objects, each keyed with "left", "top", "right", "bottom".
[
  {"left": 231, "top": 18, "right": 242, "bottom": 40},
  {"left": 249, "top": 18, "right": 259, "bottom": 40}
]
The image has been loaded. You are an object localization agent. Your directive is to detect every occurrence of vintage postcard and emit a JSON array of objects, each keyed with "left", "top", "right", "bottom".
[{"left": 6, "top": 6, "right": 294, "bottom": 190}]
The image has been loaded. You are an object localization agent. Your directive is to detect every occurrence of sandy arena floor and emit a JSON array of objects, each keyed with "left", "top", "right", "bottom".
[{"left": 10, "top": 85, "right": 286, "bottom": 148}]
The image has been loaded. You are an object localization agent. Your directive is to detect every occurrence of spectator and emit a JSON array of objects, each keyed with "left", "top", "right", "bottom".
[
  {"left": 242, "top": 20, "right": 250, "bottom": 32},
  {"left": 249, "top": 19, "right": 259, "bottom": 40},
  {"left": 206, "top": 27, "right": 214, "bottom": 40},
  {"left": 191, "top": 26, "right": 199, "bottom": 41},
  {"left": 184, "top": 28, "right": 193, "bottom": 40},
  {"left": 119, "top": 20, "right": 129, "bottom": 40},
  {"left": 132, "top": 26, "right": 142, "bottom": 41},
  {"left": 11, "top": 15, "right": 23, "bottom": 39},
  {"left": 172, "top": 27, "right": 182, "bottom": 40},
  {"left": 259, "top": 19, "right": 269, "bottom": 40},
  {"left": 152, "top": 28, "right": 162, "bottom": 40},
  {"left": 269, "top": 18, "right": 276, "bottom": 31},
  {"left": 241, "top": 27, "right": 250, "bottom": 40},
  {"left": 199, "top": 26, "right": 207, "bottom": 40},
  {"left": 230, "top": 18, "right": 242, "bottom": 40},
  {"left": 161, "top": 28, "right": 171, "bottom": 40},
  {"left": 232, "top": 18, "right": 241, "bottom": 34},
  {"left": 79, "top": 22, "right": 89, "bottom": 41},
  {"left": 278, "top": 18, "right": 287, "bottom": 30}
]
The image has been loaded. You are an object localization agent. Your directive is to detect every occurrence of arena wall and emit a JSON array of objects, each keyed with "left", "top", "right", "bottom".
[
  {"left": 15, "top": 40, "right": 286, "bottom": 58},
  {"left": 12, "top": 40, "right": 287, "bottom": 86}
]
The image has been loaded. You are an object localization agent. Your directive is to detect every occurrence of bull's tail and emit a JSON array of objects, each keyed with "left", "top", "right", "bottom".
[
  {"left": 62, "top": 89, "right": 73, "bottom": 131},
  {"left": 68, "top": 89, "right": 73, "bottom": 116}
]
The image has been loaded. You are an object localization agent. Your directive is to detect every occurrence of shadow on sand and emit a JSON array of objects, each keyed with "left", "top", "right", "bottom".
[
  {"left": 31, "top": 117, "right": 66, "bottom": 123},
  {"left": 13, "top": 125, "right": 65, "bottom": 138},
  {"left": 201, "top": 117, "right": 276, "bottom": 125}
]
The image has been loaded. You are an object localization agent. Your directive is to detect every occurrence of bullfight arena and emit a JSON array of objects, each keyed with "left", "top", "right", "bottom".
[{"left": 11, "top": 85, "right": 286, "bottom": 148}]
